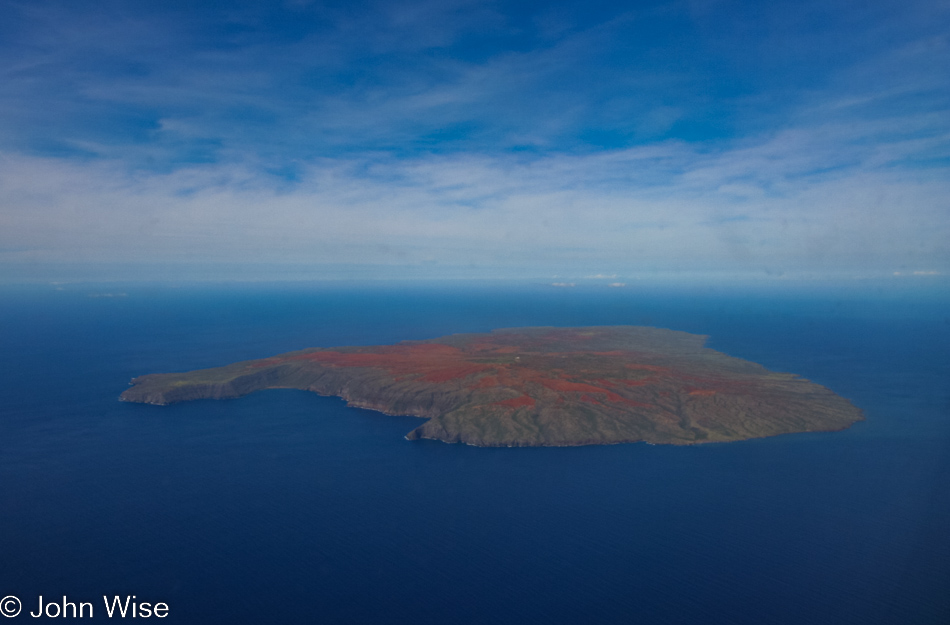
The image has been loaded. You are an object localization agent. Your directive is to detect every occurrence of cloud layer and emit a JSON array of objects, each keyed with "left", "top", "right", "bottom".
[{"left": 0, "top": 0, "right": 947, "bottom": 279}]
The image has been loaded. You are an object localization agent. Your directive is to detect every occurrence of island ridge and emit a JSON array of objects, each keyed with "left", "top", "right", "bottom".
[{"left": 120, "top": 326, "right": 863, "bottom": 446}]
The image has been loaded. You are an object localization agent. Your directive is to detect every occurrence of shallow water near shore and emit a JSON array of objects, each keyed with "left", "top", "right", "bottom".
[{"left": 1, "top": 282, "right": 948, "bottom": 624}]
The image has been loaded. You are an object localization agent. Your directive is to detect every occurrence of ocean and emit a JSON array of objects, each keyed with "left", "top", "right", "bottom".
[{"left": 1, "top": 281, "right": 948, "bottom": 624}]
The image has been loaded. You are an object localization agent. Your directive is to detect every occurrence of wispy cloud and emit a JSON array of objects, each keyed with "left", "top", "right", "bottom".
[
  {"left": 4, "top": 0, "right": 944, "bottom": 160},
  {"left": 0, "top": 0, "right": 948, "bottom": 279},
  {"left": 2, "top": 114, "right": 946, "bottom": 275}
]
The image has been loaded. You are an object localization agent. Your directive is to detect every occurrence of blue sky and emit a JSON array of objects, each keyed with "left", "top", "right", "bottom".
[{"left": 1, "top": 0, "right": 948, "bottom": 281}]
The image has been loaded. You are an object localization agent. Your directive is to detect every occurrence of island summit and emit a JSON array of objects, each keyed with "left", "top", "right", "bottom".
[{"left": 120, "top": 326, "right": 863, "bottom": 446}]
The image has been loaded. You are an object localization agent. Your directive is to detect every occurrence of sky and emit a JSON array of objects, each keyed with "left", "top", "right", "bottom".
[{"left": 0, "top": 0, "right": 948, "bottom": 282}]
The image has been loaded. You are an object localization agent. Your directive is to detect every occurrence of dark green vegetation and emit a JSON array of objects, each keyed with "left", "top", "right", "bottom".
[{"left": 120, "top": 326, "right": 863, "bottom": 446}]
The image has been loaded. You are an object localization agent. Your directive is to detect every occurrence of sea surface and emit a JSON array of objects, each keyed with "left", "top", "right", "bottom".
[{"left": 1, "top": 281, "right": 948, "bottom": 624}]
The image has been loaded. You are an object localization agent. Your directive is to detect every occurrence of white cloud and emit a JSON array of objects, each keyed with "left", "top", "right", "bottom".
[
  {"left": 1, "top": 115, "right": 947, "bottom": 277},
  {"left": 1, "top": 1, "right": 948, "bottom": 280}
]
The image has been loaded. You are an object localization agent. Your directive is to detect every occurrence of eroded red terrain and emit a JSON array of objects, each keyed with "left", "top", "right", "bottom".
[
  {"left": 244, "top": 328, "right": 759, "bottom": 415},
  {"left": 121, "top": 326, "right": 864, "bottom": 446}
]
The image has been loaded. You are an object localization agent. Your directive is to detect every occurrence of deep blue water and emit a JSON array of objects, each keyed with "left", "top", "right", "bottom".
[{"left": 1, "top": 282, "right": 948, "bottom": 624}]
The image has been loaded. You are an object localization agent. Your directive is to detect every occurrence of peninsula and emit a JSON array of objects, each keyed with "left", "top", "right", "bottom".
[{"left": 120, "top": 326, "right": 862, "bottom": 446}]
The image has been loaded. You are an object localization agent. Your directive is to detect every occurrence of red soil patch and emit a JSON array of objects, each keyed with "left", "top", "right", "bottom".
[
  {"left": 259, "top": 343, "right": 494, "bottom": 382},
  {"left": 471, "top": 375, "right": 500, "bottom": 389},
  {"left": 250, "top": 338, "right": 713, "bottom": 412},
  {"left": 538, "top": 378, "right": 610, "bottom": 394},
  {"left": 495, "top": 395, "right": 536, "bottom": 408}
]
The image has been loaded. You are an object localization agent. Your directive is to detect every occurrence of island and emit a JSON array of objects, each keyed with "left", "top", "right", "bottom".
[{"left": 120, "top": 326, "right": 863, "bottom": 446}]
